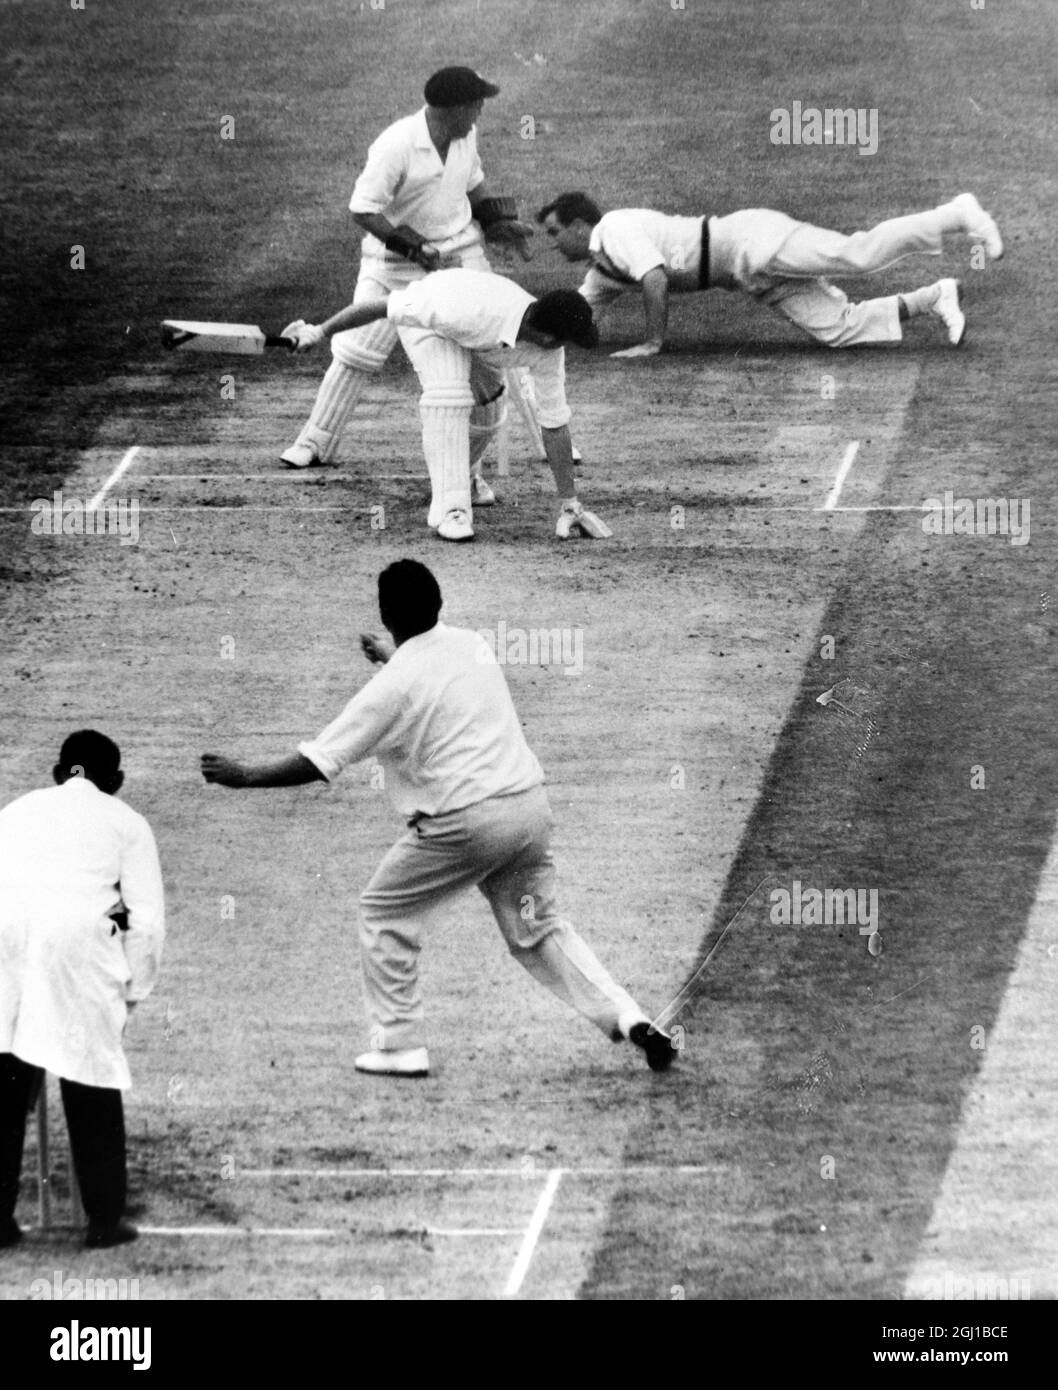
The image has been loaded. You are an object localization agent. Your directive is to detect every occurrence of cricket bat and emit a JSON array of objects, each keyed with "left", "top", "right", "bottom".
[{"left": 161, "top": 320, "right": 295, "bottom": 355}]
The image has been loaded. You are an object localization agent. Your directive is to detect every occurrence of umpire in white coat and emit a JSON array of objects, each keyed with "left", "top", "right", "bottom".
[{"left": 0, "top": 730, "right": 165, "bottom": 1248}]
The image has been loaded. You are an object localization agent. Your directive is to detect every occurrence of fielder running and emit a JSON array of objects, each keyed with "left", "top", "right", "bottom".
[
  {"left": 280, "top": 64, "right": 533, "bottom": 512},
  {"left": 284, "top": 268, "right": 609, "bottom": 542},
  {"left": 537, "top": 191, "right": 1004, "bottom": 356},
  {"left": 201, "top": 560, "right": 674, "bottom": 1077}
]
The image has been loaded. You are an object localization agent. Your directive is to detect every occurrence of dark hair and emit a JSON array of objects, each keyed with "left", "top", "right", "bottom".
[
  {"left": 58, "top": 729, "right": 121, "bottom": 785},
  {"left": 378, "top": 559, "right": 442, "bottom": 636},
  {"left": 527, "top": 291, "right": 599, "bottom": 349},
  {"left": 536, "top": 192, "right": 603, "bottom": 228}
]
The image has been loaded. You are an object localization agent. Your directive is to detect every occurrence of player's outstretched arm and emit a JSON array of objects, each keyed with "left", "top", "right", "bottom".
[
  {"left": 200, "top": 752, "right": 325, "bottom": 789},
  {"left": 611, "top": 267, "right": 668, "bottom": 358},
  {"left": 543, "top": 425, "right": 613, "bottom": 540},
  {"left": 282, "top": 300, "right": 390, "bottom": 352}
]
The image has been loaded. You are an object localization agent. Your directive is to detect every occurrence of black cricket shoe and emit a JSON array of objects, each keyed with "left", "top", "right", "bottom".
[
  {"left": 85, "top": 1218, "right": 138, "bottom": 1250},
  {"left": 629, "top": 1021, "right": 676, "bottom": 1072},
  {"left": 0, "top": 1217, "right": 22, "bottom": 1248}
]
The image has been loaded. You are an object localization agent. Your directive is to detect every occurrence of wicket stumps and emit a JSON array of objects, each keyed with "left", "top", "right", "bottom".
[
  {"left": 495, "top": 368, "right": 584, "bottom": 478},
  {"left": 496, "top": 368, "right": 547, "bottom": 477},
  {"left": 35, "top": 1074, "right": 85, "bottom": 1231}
]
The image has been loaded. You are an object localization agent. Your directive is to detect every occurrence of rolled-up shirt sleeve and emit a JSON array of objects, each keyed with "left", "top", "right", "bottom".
[
  {"left": 298, "top": 674, "right": 408, "bottom": 782},
  {"left": 598, "top": 220, "right": 666, "bottom": 283},
  {"left": 120, "top": 819, "right": 166, "bottom": 1003}
]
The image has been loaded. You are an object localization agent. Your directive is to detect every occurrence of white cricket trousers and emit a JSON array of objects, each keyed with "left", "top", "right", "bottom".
[
  {"left": 717, "top": 205, "right": 948, "bottom": 346},
  {"left": 358, "top": 785, "right": 641, "bottom": 1052}
]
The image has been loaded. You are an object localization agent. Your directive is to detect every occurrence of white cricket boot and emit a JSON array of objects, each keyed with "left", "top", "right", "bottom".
[
  {"left": 948, "top": 193, "right": 1004, "bottom": 260},
  {"left": 354, "top": 1047, "right": 430, "bottom": 1077},
  {"left": 928, "top": 279, "right": 966, "bottom": 346},
  {"left": 280, "top": 442, "right": 320, "bottom": 469},
  {"left": 437, "top": 507, "right": 475, "bottom": 542}
]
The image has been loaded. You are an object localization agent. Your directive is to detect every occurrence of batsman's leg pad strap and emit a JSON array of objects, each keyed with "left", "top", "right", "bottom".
[
  {"left": 470, "top": 391, "right": 507, "bottom": 432},
  {"left": 419, "top": 380, "right": 476, "bottom": 412}
]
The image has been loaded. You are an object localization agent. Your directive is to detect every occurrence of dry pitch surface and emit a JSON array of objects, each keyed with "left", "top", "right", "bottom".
[{"left": 1, "top": 0, "right": 1055, "bottom": 1302}]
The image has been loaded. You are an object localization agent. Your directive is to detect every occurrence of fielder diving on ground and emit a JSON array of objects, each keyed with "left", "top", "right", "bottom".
[{"left": 537, "top": 190, "right": 1003, "bottom": 355}]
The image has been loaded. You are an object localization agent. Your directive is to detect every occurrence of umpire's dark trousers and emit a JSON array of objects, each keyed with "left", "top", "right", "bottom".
[{"left": 0, "top": 1052, "right": 126, "bottom": 1228}]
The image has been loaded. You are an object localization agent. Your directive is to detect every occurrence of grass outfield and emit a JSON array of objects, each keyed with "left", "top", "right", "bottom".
[{"left": 1, "top": 0, "right": 1056, "bottom": 1307}]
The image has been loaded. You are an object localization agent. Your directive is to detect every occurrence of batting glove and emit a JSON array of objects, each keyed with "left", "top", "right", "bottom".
[
  {"left": 555, "top": 499, "right": 613, "bottom": 540},
  {"left": 281, "top": 320, "right": 325, "bottom": 352}
]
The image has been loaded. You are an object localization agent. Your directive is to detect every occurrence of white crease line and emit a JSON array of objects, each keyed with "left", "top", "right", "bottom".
[
  {"left": 238, "top": 1165, "right": 719, "bottom": 1179},
  {"left": 128, "top": 1224, "right": 520, "bottom": 1239},
  {"left": 812, "top": 504, "right": 923, "bottom": 513},
  {"left": 503, "top": 1167, "right": 563, "bottom": 1298},
  {"left": 430, "top": 1228, "right": 522, "bottom": 1238},
  {"left": 136, "top": 1225, "right": 341, "bottom": 1238},
  {"left": 82, "top": 473, "right": 375, "bottom": 483},
  {"left": 822, "top": 440, "right": 860, "bottom": 511},
  {"left": 86, "top": 446, "right": 141, "bottom": 513}
]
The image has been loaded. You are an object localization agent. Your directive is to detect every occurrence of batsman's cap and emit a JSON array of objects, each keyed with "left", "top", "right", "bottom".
[
  {"left": 424, "top": 66, "right": 500, "bottom": 108},
  {"left": 530, "top": 290, "right": 599, "bottom": 350}
]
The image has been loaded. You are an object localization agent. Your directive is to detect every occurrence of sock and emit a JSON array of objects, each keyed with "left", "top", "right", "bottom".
[{"left": 899, "top": 283, "right": 941, "bottom": 318}]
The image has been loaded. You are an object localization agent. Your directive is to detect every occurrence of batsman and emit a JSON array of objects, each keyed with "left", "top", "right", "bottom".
[
  {"left": 284, "top": 268, "right": 609, "bottom": 542},
  {"left": 280, "top": 63, "right": 534, "bottom": 502}
]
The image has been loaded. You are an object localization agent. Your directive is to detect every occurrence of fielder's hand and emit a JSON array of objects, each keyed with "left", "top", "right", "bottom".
[
  {"left": 610, "top": 341, "right": 663, "bottom": 359},
  {"left": 200, "top": 753, "right": 249, "bottom": 787},
  {"left": 360, "top": 632, "right": 394, "bottom": 665},
  {"left": 555, "top": 500, "right": 613, "bottom": 540},
  {"left": 281, "top": 320, "right": 326, "bottom": 353}
]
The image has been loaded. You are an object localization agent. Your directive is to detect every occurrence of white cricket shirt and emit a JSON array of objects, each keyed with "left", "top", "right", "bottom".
[
  {"left": 587, "top": 209, "right": 705, "bottom": 291},
  {"left": 298, "top": 623, "right": 544, "bottom": 818},
  {"left": 0, "top": 776, "right": 166, "bottom": 1089},
  {"left": 350, "top": 107, "right": 485, "bottom": 256},
  {"left": 386, "top": 269, "right": 572, "bottom": 427}
]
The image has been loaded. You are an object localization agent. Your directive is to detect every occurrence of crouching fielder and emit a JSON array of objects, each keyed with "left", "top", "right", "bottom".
[
  {"left": 538, "top": 191, "right": 1004, "bottom": 356},
  {"left": 284, "top": 268, "right": 608, "bottom": 542},
  {"left": 201, "top": 560, "right": 675, "bottom": 1076}
]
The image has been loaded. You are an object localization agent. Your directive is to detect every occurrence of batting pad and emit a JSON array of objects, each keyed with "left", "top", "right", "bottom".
[
  {"left": 330, "top": 320, "right": 397, "bottom": 371},
  {"left": 291, "top": 359, "right": 371, "bottom": 461},
  {"left": 421, "top": 403, "right": 472, "bottom": 514}
]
